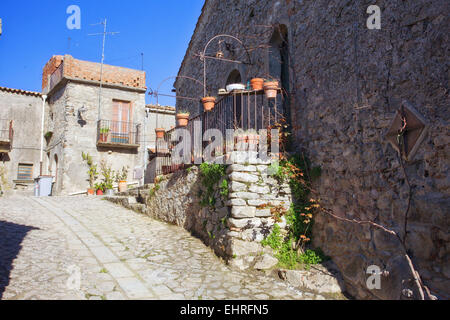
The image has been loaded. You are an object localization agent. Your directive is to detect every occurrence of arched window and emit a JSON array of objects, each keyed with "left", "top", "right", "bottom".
[
  {"left": 268, "top": 24, "right": 290, "bottom": 121},
  {"left": 225, "top": 69, "right": 242, "bottom": 86}
]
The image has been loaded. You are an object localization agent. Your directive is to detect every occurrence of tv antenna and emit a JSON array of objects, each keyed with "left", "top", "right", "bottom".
[{"left": 88, "top": 19, "right": 119, "bottom": 121}]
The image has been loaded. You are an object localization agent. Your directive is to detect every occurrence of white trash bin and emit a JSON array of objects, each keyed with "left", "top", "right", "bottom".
[{"left": 36, "top": 175, "right": 53, "bottom": 196}]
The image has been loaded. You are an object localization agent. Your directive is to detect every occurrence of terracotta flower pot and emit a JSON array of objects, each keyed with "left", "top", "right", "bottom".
[
  {"left": 99, "top": 133, "right": 108, "bottom": 142},
  {"left": 87, "top": 188, "right": 95, "bottom": 195},
  {"left": 201, "top": 97, "right": 216, "bottom": 112},
  {"left": 155, "top": 128, "right": 165, "bottom": 139},
  {"left": 263, "top": 81, "right": 279, "bottom": 99},
  {"left": 176, "top": 113, "right": 189, "bottom": 127},
  {"left": 118, "top": 181, "right": 127, "bottom": 193},
  {"left": 250, "top": 78, "right": 264, "bottom": 91},
  {"left": 96, "top": 189, "right": 103, "bottom": 195}
]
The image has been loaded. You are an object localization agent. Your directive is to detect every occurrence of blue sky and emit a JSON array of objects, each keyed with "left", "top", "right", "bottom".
[{"left": 0, "top": 0, "right": 204, "bottom": 106}]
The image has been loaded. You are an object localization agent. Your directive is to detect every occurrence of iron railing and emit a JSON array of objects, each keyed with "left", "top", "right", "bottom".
[
  {"left": 153, "top": 89, "right": 283, "bottom": 177},
  {"left": 97, "top": 120, "right": 140, "bottom": 147}
]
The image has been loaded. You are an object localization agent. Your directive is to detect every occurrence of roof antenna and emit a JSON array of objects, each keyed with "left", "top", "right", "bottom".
[{"left": 88, "top": 19, "right": 120, "bottom": 121}]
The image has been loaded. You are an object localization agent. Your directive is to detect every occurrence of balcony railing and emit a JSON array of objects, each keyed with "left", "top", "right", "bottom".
[
  {"left": 0, "top": 120, "right": 13, "bottom": 152},
  {"left": 152, "top": 89, "right": 284, "bottom": 178},
  {"left": 97, "top": 120, "right": 140, "bottom": 148}
]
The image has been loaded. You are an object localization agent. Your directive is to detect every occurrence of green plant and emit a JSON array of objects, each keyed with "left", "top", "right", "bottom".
[
  {"left": 261, "top": 153, "right": 325, "bottom": 270},
  {"left": 94, "top": 182, "right": 106, "bottom": 191},
  {"left": 115, "top": 166, "right": 129, "bottom": 182},
  {"left": 82, "top": 152, "right": 98, "bottom": 189},
  {"left": 148, "top": 183, "right": 160, "bottom": 198},
  {"left": 100, "top": 160, "right": 115, "bottom": 190},
  {"left": 177, "top": 110, "right": 190, "bottom": 115},
  {"left": 220, "top": 179, "right": 229, "bottom": 198},
  {"left": 100, "top": 127, "right": 110, "bottom": 134},
  {"left": 198, "top": 162, "right": 226, "bottom": 207}
]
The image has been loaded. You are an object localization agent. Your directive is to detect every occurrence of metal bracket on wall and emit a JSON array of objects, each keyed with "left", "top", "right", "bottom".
[{"left": 385, "top": 100, "right": 428, "bottom": 162}]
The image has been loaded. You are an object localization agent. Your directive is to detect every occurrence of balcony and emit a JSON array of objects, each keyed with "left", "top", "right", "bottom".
[
  {"left": 96, "top": 120, "right": 140, "bottom": 149},
  {"left": 0, "top": 120, "right": 13, "bottom": 152}
]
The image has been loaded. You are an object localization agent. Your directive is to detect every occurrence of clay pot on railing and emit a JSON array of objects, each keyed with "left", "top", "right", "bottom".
[
  {"left": 118, "top": 181, "right": 127, "bottom": 193},
  {"left": 87, "top": 188, "right": 95, "bottom": 196},
  {"left": 155, "top": 128, "right": 165, "bottom": 139},
  {"left": 250, "top": 78, "right": 264, "bottom": 91},
  {"left": 176, "top": 113, "right": 190, "bottom": 127},
  {"left": 96, "top": 189, "right": 104, "bottom": 196},
  {"left": 201, "top": 97, "right": 216, "bottom": 112},
  {"left": 263, "top": 80, "right": 279, "bottom": 99}
]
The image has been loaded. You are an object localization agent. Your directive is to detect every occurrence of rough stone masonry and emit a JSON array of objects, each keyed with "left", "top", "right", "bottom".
[{"left": 174, "top": 0, "right": 449, "bottom": 299}]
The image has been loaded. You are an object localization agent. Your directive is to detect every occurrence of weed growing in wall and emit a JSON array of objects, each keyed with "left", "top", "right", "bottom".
[
  {"left": 262, "top": 153, "right": 326, "bottom": 269},
  {"left": 198, "top": 162, "right": 227, "bottom": 208}
]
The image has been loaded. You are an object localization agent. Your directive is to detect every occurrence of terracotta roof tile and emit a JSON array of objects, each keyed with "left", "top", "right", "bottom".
[{"left": 0, "top": 86, "right": 41, "bottom": 97}]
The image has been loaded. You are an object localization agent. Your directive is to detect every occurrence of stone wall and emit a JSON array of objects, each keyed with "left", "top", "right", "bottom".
[
  {"left": 0, "top": 88, "right": 43, "bottom": 192},
  {"left": 175, "top": 0, "right": 449, "bottom": 299},
  {"left": 144, "top": 152, "right": 292, "bottom": 270}
]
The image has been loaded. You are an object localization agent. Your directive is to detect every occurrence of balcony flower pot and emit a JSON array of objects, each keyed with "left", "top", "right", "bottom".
[
  {"left": 250, "top": 78, "right": 264, "bottom": 91},
  {"left": 105, "top": 189, "right": 114, "bottom": 196},
  {"left": 201, "top": 96, "right": 216, "bottom": 112},
  {"left": 87, "top": 188, "right": 95, "bottom": 196},
  {"left": 118, "top": 181, "right": 127, "bottom": 193},
  {"left": 99, "top": 127, "right": 110, "bottom": 142},
  {"left": 176, "top": 112, "right": 190, "bottom": 127},
  {"left": 155, "top": 128, "right": 165, "bottom": 139},
  {"left": 96, "top": 189, "right": 103, "bottom": 195},
  {"left": 263, "top": 80, "right": 279, "bottom": 99}
]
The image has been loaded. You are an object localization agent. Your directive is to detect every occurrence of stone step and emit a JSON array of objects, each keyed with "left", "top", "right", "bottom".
[{"left": 104, "top": 195, "right": 147, "bottom": 215}]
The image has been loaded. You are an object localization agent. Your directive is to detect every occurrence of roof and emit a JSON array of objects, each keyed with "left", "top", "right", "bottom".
[
  {"left": 0, "top": 86, "right": 41, "bottom": 97},
  {"left": 146, "top": 104, "right": 176, "bottom": 112}
]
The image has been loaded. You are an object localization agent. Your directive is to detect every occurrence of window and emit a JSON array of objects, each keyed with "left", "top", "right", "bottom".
[
  {"left": 17, "top": 163, "right": 33, "bottom": 180},
  {"left": 112, "top": 100, "right": 132, "bottom": 143}
]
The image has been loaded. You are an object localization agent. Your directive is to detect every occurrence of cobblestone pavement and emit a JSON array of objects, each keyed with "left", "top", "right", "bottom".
[{"left": 0, "top": 195, "right": 320, "bottom": 300}]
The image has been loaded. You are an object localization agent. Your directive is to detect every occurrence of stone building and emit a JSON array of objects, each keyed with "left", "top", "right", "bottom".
[
  {"left": 174, "top": 0, "right": 449, "bottom": 299},
  {"left": 0, "top": 55, "right": 175, "bottom": 195},
  {"left": 0, "top": 87, "right": 43, "bottom": 194}
]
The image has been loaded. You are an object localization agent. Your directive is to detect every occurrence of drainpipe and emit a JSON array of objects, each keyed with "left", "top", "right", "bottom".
[{"left": 40, "top": 94, "right": 47, "bottom": 176}]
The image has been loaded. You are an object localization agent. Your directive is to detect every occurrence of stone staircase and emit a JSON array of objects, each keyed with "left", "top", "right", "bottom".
[{"left": 104, "top": 184, "right": 154, "bottom": 214}]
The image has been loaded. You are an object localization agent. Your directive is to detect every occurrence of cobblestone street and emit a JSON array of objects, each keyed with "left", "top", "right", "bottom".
[{"left": 0, "top": 195, "right": 316, "bottom": 300}]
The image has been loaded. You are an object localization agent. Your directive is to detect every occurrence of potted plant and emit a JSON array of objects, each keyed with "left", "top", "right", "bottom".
[
  {"left": 201, "top": 96, "right": 216, "bottom": 112},
  {"left": 99, "top": 127, "right": 110, "bottom": 142},
  {"left": 115, "top": 166, "right": 129, "bottom": 193},
  {"left": 95, "top": 182, "right": 105, "bottom": 195},
  {"left": 176, "top": 110, "right": 190, "bottom": 127},
  {"left": 250, "top": 78, "right": 264, "bottom": 91},
  {"left": 82, "top": 152, "right": 98, "bottom": 195},
  {"left": 100, "top": 160, "right": 115, "bottom": 196},
  {"left": 155, "top": 128, "right": 165, "bottom": 139},
  {"left": 263, "top": 79, "right": 279, "bottom": 99}
]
